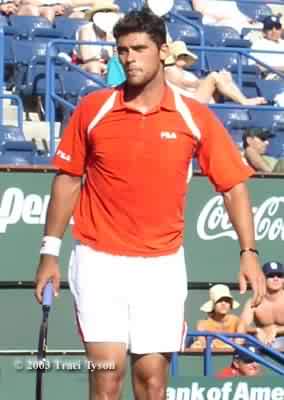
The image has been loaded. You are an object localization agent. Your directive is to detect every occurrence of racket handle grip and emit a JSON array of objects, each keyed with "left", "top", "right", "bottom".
[{"left": 43, "top": 281, "right": 53, "bottom": 307}]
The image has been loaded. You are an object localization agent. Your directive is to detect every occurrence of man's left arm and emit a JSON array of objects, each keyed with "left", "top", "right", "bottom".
[{"left": 223, "top": 182, "right": 266, "bottom": 307}]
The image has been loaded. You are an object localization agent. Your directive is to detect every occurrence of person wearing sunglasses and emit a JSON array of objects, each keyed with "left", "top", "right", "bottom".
[
  {"left": 238, "top": 261, "right": 284, "bottom": 351},
  {"left": 249, "top": 16, "right": 284, "bottom": 78}
]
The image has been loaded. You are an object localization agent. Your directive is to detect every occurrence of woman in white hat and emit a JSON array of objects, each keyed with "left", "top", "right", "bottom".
[
  {"left": 165, "top": 40, "right": 266, "bottom": 106},
  {"left": 73, "top": 0, "right": 122, "bottom": 75},
  {"left": 190, "top": 284, "right": 240, "bottom": 349}
]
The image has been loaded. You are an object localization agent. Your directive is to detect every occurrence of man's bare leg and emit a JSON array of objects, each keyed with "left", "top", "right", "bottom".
[
  {"left": 131, "top": 353, "right": 171, "bottom": 400},
  {"left": 85, "top": 342, "right": 127, "bottom": 400},
  {"left": 213, "top": 70, "right": 266, "bottom": 105}
]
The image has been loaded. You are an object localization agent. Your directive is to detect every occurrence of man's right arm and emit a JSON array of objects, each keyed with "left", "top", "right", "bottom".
[
  {"left": 34, "top": 172, "right": 81, "bottom": 303},
  {"left": 237, "top": 298, "right": 255, "bottom": 334}
]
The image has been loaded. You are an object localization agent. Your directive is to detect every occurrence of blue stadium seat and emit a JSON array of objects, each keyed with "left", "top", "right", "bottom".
[
  {"left": 213, "top": 107, "right": 251, "bottom": 149},
  {"left": 8, "top": 16, "right": 52, "bottom": 39},
  {"left": 255, "top": 79, "right": 284, "bottom": 103},
  {"left": 203, "top": 25, "right": 240, "bottom": 46},
  {"left": 237, "top": 3, "right": 272, "bottom": 22},
  {"left": 0, "top": 125, "right": 26, "bottom": 149},
  {"left": 32, "top": 154, "right": 52, "bottom": 165},
  {"left": 266, "top": 130, "right": 284, "bottom": 158},
  {"left": 3, "top": 27, "right": 16, "bottom": 88},
  {"left": 54, "top": 16, "right": 88, "bottom": 39},
  {"left": 167, "top": 21, "right": 201, "bottom": 45},
  {"left": 0, "top": 15, "right": 8, "bottom": 26},
  {"left": 249, "top": 109, "right": 284, "bottom": 129},
  {"left": 30, "top": 27, "right": 63, "bottom": 43},
  {"left": 171, "top": 0, "right": 202, "bottom": 20},
  {"left": 116, "top": 0, "right": 140, "bottom": 13},
  {"left": 0, "top": 141, "right": 36, "bottom": 165},
  {"left": 12, "top": 40, "right": 51, "bottom": 97},
  {"left": 61, "top": 70, "right": 105, "bottom": 105},
  {"left": 206, "top": 50, "right": 253, "bottom": 71},
  {"left": 213, "top": 107, "right": 250, "bottom": 126},
  {"left": 12, "top": 40, "right": 49, "bottom": 65}
]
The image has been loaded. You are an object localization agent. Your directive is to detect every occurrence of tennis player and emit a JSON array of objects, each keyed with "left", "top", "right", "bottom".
[{"left": 35, "top": 7, "right": 266, "bottom": 400}]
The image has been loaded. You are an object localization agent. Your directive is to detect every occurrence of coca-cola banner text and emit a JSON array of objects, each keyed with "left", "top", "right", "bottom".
[{"left": 184, "top": 175, "right": 284, "bottom": 282}]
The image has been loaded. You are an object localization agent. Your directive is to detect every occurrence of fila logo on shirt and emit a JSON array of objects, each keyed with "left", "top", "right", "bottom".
[
  {"left": 56, "top": 150, "right": 71, "bottom": 162},
  {"left": 160, "top": 131, "right": 177, "bottom": 140}
]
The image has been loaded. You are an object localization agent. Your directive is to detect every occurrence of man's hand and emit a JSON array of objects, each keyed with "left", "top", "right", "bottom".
[
  {"left": 35, "top": 255, "right": 61, "bottom": 303},
  {"left": 239, "top": 252, "right": 266, "bottom": 307},
  {"left": 263, "top": 325, "right": 278, "bottom": 345},
  {"left": 256, "top": 325, "right": 277, "bottom": 345}
]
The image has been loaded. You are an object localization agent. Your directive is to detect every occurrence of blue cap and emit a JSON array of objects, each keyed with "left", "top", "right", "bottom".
[
  {"left": 234, "top": 342, "right": 261, "bottom": 363},
  {"left": 262, "top": 261, "right": 284, "bottom": 277},
  {"left": 263, "top": 15, "right": 282, "bottom": 31}
]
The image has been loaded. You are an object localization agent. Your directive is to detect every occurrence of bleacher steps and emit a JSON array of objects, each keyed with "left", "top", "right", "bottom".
[{"left": 4, "top": 120, "right": 61, "bottom": 152}]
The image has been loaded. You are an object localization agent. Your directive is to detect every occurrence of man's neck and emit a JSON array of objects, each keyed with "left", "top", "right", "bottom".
[
  {"left": 265, "top": 289, "right": 284, "bottom": 301},
  {"left": 124, "top": 71, "right": 166, "bottom": 114}
]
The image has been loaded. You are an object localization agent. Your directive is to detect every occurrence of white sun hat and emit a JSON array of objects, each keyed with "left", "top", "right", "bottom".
[{"left": 200, "top": 284, "right": 240, "bottom": 313}]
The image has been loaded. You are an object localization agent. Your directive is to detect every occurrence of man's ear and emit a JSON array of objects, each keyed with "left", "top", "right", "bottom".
[{"left": 160, "top": 43, "right": 170, "bottom": 62}]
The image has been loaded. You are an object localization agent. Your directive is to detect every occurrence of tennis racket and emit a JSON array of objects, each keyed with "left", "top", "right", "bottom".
[{"left": 35, "top": 281, "right": 54, "bottom": 400}]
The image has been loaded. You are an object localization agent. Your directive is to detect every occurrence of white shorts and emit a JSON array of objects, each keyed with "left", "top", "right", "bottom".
[{"left": 68, "top": 244, "right": 188, "bottom": 354}]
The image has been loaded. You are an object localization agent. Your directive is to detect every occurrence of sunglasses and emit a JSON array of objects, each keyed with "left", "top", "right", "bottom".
[{"left": 266, "top": 273, "right": 284, "bottom": 279}]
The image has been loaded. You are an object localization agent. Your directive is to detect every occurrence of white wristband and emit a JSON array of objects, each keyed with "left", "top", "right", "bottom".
[{"left": 40, "top": 236, "right": 62, "bottom": 257}]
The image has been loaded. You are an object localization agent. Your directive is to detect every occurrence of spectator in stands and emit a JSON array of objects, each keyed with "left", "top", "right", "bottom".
[
  {"left": 0, "top": 0, "right": 18, "bottom": 15},
  {"left": 238, "top": 261, "right": 284, "bottom": 351},
  {"left": 165, "top": 40, "right": 267, "bottom": 106},
  {"left": 16, "top": 0, "right": 74, "bottom": 22},
  {"left": 216, "top": 342, "right": 262, "bottom": 378},
  {"left": 190, "top": 284, "right": 240, "bottom": 349},
  {"left": 191, "top": 0, "right": 261, "bottom": 34},
  {"left": 249, "top": 16, "right": 284, "bottom": 78},
  {"left": 73, "top": 0, "right": 121, "bottom": 75},
  {"left": 266, "top": 3, "right": 284, "bottom": 28},
  {"left": 242, "top": 128, "right": 277, "bottom": 173}
]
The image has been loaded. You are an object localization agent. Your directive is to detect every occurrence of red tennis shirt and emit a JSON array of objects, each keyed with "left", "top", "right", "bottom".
[
  {"left": 216, "top": 366, "right": 240, "bottom": 379},
  {"left": 53, "top": 84, "right": 253, "bottom": 256}
]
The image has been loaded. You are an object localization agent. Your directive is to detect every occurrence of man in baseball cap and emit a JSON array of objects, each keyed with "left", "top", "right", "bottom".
[
  {"left": 262, "top": 261, "right": 284, "bottom": 277},
  {"left": 242, "top": 127, "right": 277, "bottom": 173},
  {"left": 216, "top": 341, "right": 262, "bottom": 378},
  {"left": 238, "top": 261, "right": 284, "bottom": 351}
]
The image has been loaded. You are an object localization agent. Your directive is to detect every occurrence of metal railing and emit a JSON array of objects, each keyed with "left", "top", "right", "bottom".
[
  {"left": 171, "top": 332, "right": 284, "bottom": 377},
  {"left": 45, "top": 39, "right": 110, "bottom": 155}
]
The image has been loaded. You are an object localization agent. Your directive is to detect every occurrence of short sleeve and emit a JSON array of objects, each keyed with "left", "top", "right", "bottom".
[
  {"left": 52, "top": 99, "right": 88, "bottom": 176},
  {"left": 196, "top": 107, "right": 254, "bottom": 192}
]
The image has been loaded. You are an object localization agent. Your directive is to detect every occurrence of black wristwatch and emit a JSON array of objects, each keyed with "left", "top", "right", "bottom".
[{"left": 240, "top": 248, "right": 259, "bottom": 257}]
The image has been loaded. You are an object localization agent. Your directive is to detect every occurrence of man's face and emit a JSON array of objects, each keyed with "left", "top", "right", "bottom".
[
  {"left": 213, "top": 297, "right": 232, "bottom": 315},
  {"left": 238, "top": 360, "right": 262, "bottom": 376},
  {"left": 117, "top": 32, "right": 167, "bottom": 87},
  {"left": 266, "top": 273, "right": 284, "bottom": 292},
  {"left": 264, "top": 26, "right": 282, "bottom": 42},
  {"left": 176, "top": 55, "right": 188, "bottom": 69},
  {"left": 247, "top": 136, "right": 269, "bottom": 155}
]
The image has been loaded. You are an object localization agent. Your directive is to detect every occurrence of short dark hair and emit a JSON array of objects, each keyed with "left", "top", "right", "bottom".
[
  {"left": 113, "top": 7, "right": 167, "bottom": 48},
  {"left": 242, "top": 127, "right": 274, "bottom": 149}
]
